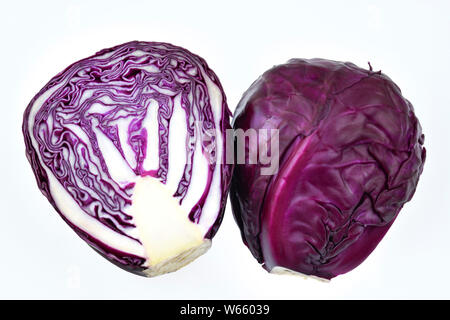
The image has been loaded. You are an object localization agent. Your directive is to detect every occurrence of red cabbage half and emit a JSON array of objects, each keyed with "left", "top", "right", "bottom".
[
  {"left": 230, "top": 58, "right": 426, "bottom": 280},
  {"left": 23, "top": 41, "right": 232, "bottom": 277}
]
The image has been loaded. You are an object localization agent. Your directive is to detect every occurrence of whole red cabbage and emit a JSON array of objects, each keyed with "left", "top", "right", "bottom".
[{"left": 230, "top": 58, "right": 426, "bottom": 279}]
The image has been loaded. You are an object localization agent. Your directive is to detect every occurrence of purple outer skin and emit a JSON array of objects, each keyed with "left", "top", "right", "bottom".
[
  {"left": 230, "top": 58, "right": 426, "bottom": 280},
  {"left": 23, "top": 41, "right": 233, "bottom": 276}
]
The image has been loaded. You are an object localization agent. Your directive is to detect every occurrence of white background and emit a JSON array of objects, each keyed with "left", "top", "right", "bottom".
[{"left": 1, "top": 0, "right": 449, "bottom": 299}]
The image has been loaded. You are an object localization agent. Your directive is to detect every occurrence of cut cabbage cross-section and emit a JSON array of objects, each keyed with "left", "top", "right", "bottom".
[{"left": 23, "top": 41, "right": 233, "bottom": 277}]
